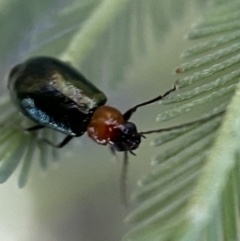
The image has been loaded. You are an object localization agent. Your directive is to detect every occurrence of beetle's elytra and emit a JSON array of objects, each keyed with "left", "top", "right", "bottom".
[{"left": 8, "top": 57, "right": 107, "bottom": 137}]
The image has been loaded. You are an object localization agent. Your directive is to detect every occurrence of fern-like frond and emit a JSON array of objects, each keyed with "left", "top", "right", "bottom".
[
  {"left": 0, "top": 99, "right": 61, "bottom": 187},
  {"left": 124, "top": 1, "right": 240, "bottom": 241}
]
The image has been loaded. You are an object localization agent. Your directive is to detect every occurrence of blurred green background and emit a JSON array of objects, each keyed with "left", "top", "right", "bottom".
[{"left": 0, "top": 0, "right": 207, "bottom": 240}]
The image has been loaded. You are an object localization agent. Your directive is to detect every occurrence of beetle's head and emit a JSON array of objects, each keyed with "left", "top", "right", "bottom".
[{"left": 112, "top": 122, "right": 142, "bottom": 152}]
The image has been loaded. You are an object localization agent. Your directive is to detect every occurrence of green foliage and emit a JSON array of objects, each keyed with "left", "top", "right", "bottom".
[
  {"left": 2, "top": 0, "right": 239, "bottom": 240},
  {"left": 124, "top": 1, "right": 240, "bottom": 241}
]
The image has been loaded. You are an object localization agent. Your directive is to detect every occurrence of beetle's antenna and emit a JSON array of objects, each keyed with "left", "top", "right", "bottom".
[
  {"left": 123, "top": 81, "right": 179, "bottom": 121},
  {"left": 139, "top": 111, "right": 225, "bottom": 135},
  {"left": 120, "top": 151, "right": 128, "bottom": 207}
]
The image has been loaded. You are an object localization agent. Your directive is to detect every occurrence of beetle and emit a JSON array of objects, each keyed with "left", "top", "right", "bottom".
[
  {"left": 8, "top": 56, "right": 224, "bottom": 203},
  {"left": 8, "top": 56, "right": 179, "bottom": 152}
]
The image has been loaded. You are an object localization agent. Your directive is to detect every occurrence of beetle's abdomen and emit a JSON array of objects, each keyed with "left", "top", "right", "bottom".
[{"left": 87, "top": 106, "right": 125, "bottom": 145}]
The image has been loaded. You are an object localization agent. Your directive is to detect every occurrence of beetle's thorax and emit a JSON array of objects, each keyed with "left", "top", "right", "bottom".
[{"left": 87, "top": 105, "right": 125, "bottom": 145}]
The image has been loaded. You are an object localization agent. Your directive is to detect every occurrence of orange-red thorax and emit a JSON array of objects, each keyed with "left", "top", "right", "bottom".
[{"left": 87, "top": 106, "right": 125, "bottom": 145}]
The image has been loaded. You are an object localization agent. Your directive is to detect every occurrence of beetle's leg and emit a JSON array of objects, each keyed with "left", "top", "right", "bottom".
[
  {"left": 123, "top": 81, "right": 178, "bottom": 121},
  {"left": 120, "top": 151, "right": 128, "bottom": 207},
  {"left": 109, "top": 145, "right": 116, "bottom": 156},
  {"left": 41, "top": 135, "right": 73, "bottom": 148},
  {"left": 24, "top": 125, "right": 44, "bottom": 132},
  {"left": 109, "top": 146, "right": 119, "bottom": 161},
  {"left": 109, "top": 147, "right": 128, "bottom": 205}
]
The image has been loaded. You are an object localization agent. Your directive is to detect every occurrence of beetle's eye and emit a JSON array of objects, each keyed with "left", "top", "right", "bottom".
[
  {"left": 123, "top": 122, "right": 137, "bottom": 134},
  {"left": 123, "top": 127, "right": 130, "bottom": 134}
]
